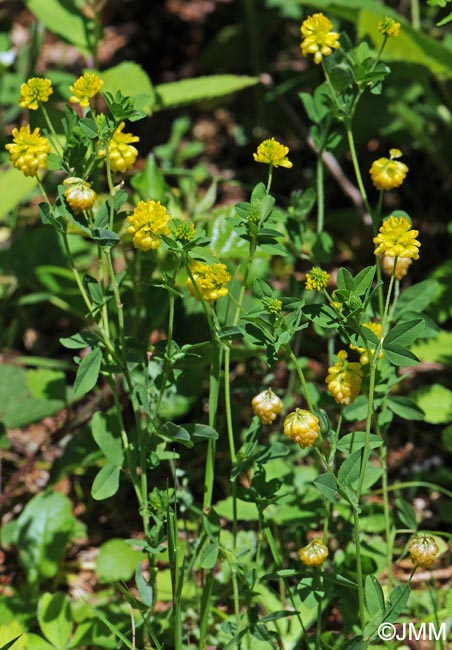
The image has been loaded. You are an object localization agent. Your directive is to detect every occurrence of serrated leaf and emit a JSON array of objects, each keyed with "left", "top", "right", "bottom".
[
  {"left": 154, "top": 75, "right": 259, "bottom": 110},
  {"left": 74, "top": 347, "right": 102, "bottom": 396}
]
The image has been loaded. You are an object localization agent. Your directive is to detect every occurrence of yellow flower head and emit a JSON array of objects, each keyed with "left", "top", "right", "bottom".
[
  {"left": 373, "top": 215, "right": 420, "bottom": 260},
  {"left": 186, "top": 260, "right": 231, "bottom": 303},
  {"left": 326, "top": 350, "right": 363, "bottom": 404},
  {"left": 5, "top": 124, "right": 51, "bottom": 177},
  {"left": 283, "top": 408, "right": 319, "bottom": 448},
  {"left": 408, "top": 535, "right": 439, "bottom": 568},
  {"left": 252, "top": 388, "right": 283, "bottom": 425},
  {"left": 262, "top": 297, "right": 283, "bottom": 315},
  {"left": 19, "top": 77, "right": 53, "bottom": 110},
  {"left": 349, "top": 322, "right": 383, "bottom": 365},
  {"left": 369, "top": 150, "right": 408, "bottom": 191},
  {"left": 175, "top": 221, "right": 196, "bottom": 243},
  {"left": 300, "top": 13, "right": 340, "bottom": 65},
  {"left": 253, "top": 138, "right": 293, "bottom": 168},
  {"left": 109, "top": 121, "right": 140, "bottom": 173},
  {"left": 63, "top": 177, "right": 97, "bottom": 213},
  {"left": 305, "top": 267, "right": 330, "bottom": 291},
  {"left": 127, "top": 200, "right": 171, "bottom": 251},
  {"left": 69, "top": 71, "right": 104, "bottom": 108},
  {"left": 381, "top": 254, "right": 412, "bottom": 280},
  {"left": 378, "top": 16, "right": 401, "bottom": 38},
  {"left": 298, "top": 539, "right": 329, "bottom": 567}
]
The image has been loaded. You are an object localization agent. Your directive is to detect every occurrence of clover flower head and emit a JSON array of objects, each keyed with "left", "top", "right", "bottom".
[
  {"left": 5, "top": 124, "right": 51, "bottom": 177},
  {"left": 63, "top": 177, "right": 97, "bottom": 212},
  {"left": 252, "top": 388, "right": 283, "bottom": 425},
  {"left": 186, "top": 260, "right": 231, "bottom": 303},
  {"left": 127, "top": 200, "right": 171, "bottom": 252},
  {"left": 378, "top": 16, "right": 401, "bottom": 38},
  {"left": 373, "top": 215, "right": 420, "bottom": 260},
  {"left": 408, "top": 535, "right": 439, "bottom": 568},
  {"left": 253, "top": 137, "right": 293, "bottom": 168},
  {"left": 350, "top": 322, "right": 384, "bottom": 365},
  {"left": 175, "top": 220, "right": 196, "bottom": 243},
  {"left": 369, "top": 150, "right": 408, "bottom": 191},
  {"left": 109, "top": 121, "right": 140, "bottom": 173},
  {"left": 283, "top": 408, "right": 319, "bottom": 448},
  {"left": 300, "top": 13, "right": 340, "bottom": 65},
  {"left": 298, "top": 539, "right": 329, "bottom": 567},
  {"left": 326, "top": 350, "right": 363, "bottom": 404},
  {"left": 262, "top": 297, "right": 282, "bottom": 315},
  {"left": 69, "top": 71, "right": 103, "bottom": 108},
  {"left": 381, "top": 254, "right": 412, "bottom": 280},
  {"left": 19, "top": 77, "right": 53, "bottom": 110},
  {"left": 305, "top": 267, "right": 330, "bottom": 291}
]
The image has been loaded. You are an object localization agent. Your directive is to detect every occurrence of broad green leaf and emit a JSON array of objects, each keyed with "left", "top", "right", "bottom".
[
  {"left": 0, "top": 167, "right": 38, "bottom": 219},
  {"left": 384, "top": 319, "right": 425, "bottom": 346},
  {"left": 199, "top": 541, "right": 219, "bottom": 570},
  {"left": 37, "top": 593, "right": 72, "bottom": 649},
  {"left": 253, "top": 278, "right": 274, "bottom": 299},
  {"left": 73, "top": 347, "right": 103, "bottom": 396},
  {"left": 336, "top": 267, "right": 354, "bottom": 291},
  {"left": 384, "top": 584, "right": 411, "bottom": 622},
  {"left": 410, "top": 329, "right": 452, "bottom": 363},
  {"left": 353, "top": 266, "right": 376, "bottom": 294},
  {"left": 313, "top": 472, "right": 338, "bottom": 503},
  {"left": 14, "top": 491, "right": 77, "bottom": 584},
  {"left": 182, "top": 423, "right": 219, "bottom": 441},
  {"left": 0, "top": 635, "right": 24, "bottom": 650},
  {"left": 411, "top": 384, "right": 452, "bottom": 424},
  {"left": 383, "top": 343, "right": 420, "bottom": 366},
  {"left": 159, "top": 422, "right": 193, "bottom": 448},
  {"left": 337, "top": 432, "right": 383, "bottom": 454},
  {"left": 395, "top": 498, "right": 417, "bottom": 531},
  {"left": 25, "top": 0, "right": 91, "bottom": 53},
  {"left": 99, "top": 62, "right": 155, "bottom": 114},
  {"left": 91, "top": 410, "right": 124, "bottom": 465},
  {"left": 365, "top": 574, "right": 385, "bottom": 616},
  {"left": 96, "top": 539, "right": 142, "bottom": 583},
  {"left": 92, "top": 228, "right": 120, "bottom": 247},
  {"left": 386, "top": 396, "right": 424, "bottom": 421},
  {"left": 135, "top": 563, "right": 154, "bottom": 607},
  {"left": 208, "top": 208, "right": 249, "bottom": 259},
  {"left": 154, "top": 75, "right": 259, "bottom": 110},
  {"left": 91, "top": 462, "right": 121, "bottom": 500},
  {"left": 394, "top": 279, "right": 439, "bottom": 319}
]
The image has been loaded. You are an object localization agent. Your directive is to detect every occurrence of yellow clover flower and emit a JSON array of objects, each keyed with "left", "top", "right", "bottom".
[
  {"left": 326, "top": 350, "right": 363, "bottom": 404},
  {"left": 109, "top": 122, "right": 140, "bottom": 173},
  {"left": 69, "top": 71, "right": 104, "bottom": 108},
  {"left": 378, "top": 17, "right": 401, "bottom": 38},
  {"left": 127, "top": 200, "right": 171, "bottom": 251},
  {"left": 5, "top": 124, "right": 51, "bottom": 177},
  {"left": 253, "top": 137, "right": 293, "bottom": 168},
  {"left": 305, "top": 267, "right": 330, "bottom": 291},
  {"left": 63, "top": 177, "right": 97, "bottom": 213},
  {"left": 408, "top": 535, "right": 439, "bottom": 568},
  {"left": 349, "top": 322, "right": 383, "bottom": 365},
  {"left": 298, "top": 539, "right": 329, "bottom": 567},
  {"left": 300, "top": 13, "right": 340, "bottom": 65},
  {"left": 186, "top": 260, "right": 231, "bottom": 303},
  {"left": 19, "top": 77, "right": 53, "bottom": 110},
  {"left": 283, "top": 409, "right": 319, "bottom": 448},
  {"left": 369, "top": 149, "right": 408, "bottom": 191},
  {"left": 252, "top": 388, "right": 283, "bottom": 425},
  {"left": 373, "top": 215, "right": 420, "bottom": 260},
  {"left": 175, "top": 221, "right": 196, "bottom": 243},
  {"left": 381, "top": 254, "right": 412, "bottom": 280}
]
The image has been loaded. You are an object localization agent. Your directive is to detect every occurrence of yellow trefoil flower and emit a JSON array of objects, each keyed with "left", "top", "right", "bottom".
[
  {"left": 408, "top": 535, "right": 440, "bottom": 568},
  {"left": 175, "top": 220, "right": 196, "bottom": 243},
  {"left": 381, "top": 254, "right": 412, "bottom": 280},
  {"left": 5, "top": 124, "right": 51, "bottom": 177},
  {"left": 252, "top": 388, "right": 283, "bottom": 425},
  {"left": 305, "top": 267, "right": 330, "bottom": 291},
  {"left": 349, "top": 322, "right": 384, "bottom": 366},
  {"left": 369, "top": 149, "right": 408, "bottom": 191},
  {"left": 283, "top": 409, "right": 319, "bottom": 448},
  {"left": 186, "top": 260, "right": 231, "bottom": 303},
  {"left": 253, "top": 137, "right": 293, "bottom": 168},
  {"left": 298, "top": 539, "right": 329, "bottom": 567},
  {"left": 374, "top": 215, "right": 420, "bottom": 260},
  {"left": 19, "top": 77, "right": 53, "bottom": 110},
  {"left": 69, "top": 71, "right": 104, "bottom": 108},
  {"left": 326, "top": 350, "right": 363, "bottom": 404},
  {"left": 300, "top": 13, "right": 340, "bottom": 65},
  {"left": 63, "top": 177, "right": 97, "bottom": 213},
  {"left": 109, "top": 121, "right": 140, "bottom": 173},
  {"left": 127, "top": 200, "right": 171, "bottom": 252},
  {"left": 378, "top": 17, "right": 401, "bottom": 38}
]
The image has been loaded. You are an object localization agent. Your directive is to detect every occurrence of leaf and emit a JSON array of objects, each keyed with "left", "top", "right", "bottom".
[
  {"left": 353, "top": 266, "right": 376, "bottom": 294},
  {"left": 253, "top": 278, "right": 274, "bottom": 299},
  {"left": 96, "top": 539, "right": 142, "bottom": 583},
  {"left": 99, "top": 62, "right": 155, "bottom": 114},
  {"left": 260, "top": 610, "right": 297, "bottom": 623},
  {"left": 411, "top": 384, "right": 452, "bottom": 424},
  {"left": 182, "top": 423, "right": 219, "bottom": 441},
  {"left": 313, "top": 472, "right": 338, "bottom": 503},
  {"left": 14, "top": 491, "right": 77, "bottom": 584},
  {"left": 383, "top": 343, "right": 420, "bottom": 366},
  {"left": 154, "top": 75, "right": 259, "bottom": 110},
  {"left": 135, "top": 563, "right": 154, "bottom": 607},
  {"left": 199, "top": 541, "right": 219, "bottom": 570},
  {"left": 384, "top": 319, "right": 425, "bottom": 347},
  {"left": 0, "top": 636, "right": 23, "bottom": 650},
  {"left": 37, "top": 593, "right": 72, "bottom": 649},
  {"left": 384, "top": 584, "right": 411, "bottom": 622},
  {"left": 394, "top": 279, "right": 439, "bottom": 318},
  {"left": 25, "top": 0, "right": 91, "bottom": 53},
  {"left": 336, "top": 267, "right": 354, "bottom": 291},
  {"left": 337, "top": 432, "right": 383, "bottom": 454},
  {"left": 158, "top": 422, "right": 193, "bottom": 448},
  {"left": 395, "top": 498, "right": 417, "bottom": 530},
  {"left": 92, "top": 228, "right": 120, "bottom": 247},
  {"left": 73, "top": 347, "right": 103, "bottom": 396},
  {"left": 365, "top": 575, "right": 385, "bottom": 615},
  {"left": 91, "top": 462, "right": 121, "bottom": 500},
  {"left": 386, "top": 396, "right": 424, "bottom": 421},
  {"left": 91, "top": 411, "right": 124, "bottom": 465},
  {"left": 0, "top": 167, "right": 38, "bottom": 219}
]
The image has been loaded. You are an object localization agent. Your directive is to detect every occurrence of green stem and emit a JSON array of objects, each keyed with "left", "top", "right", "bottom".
[
  {"left": 344, "top": 123, "right": 373, "bottom": 220},
  {"left": 316, "top": 152, "right": 325, "bottom": 235},
  {"left": 380, "top": 440, "right": 394, "bottom": 589},
  {"left": 287, "top": 348, "right": 314, "bottom": 413},
  {"left": 411, "top": 0, "right": 421, "bottom": 30},
  {"left": 40, "top": 103, "right": 64, "bottom": 157},
  {"left": 353, "top": 510, "right": 366, "bottom": 632},
  {"left": 266, "top": 164, "right": 274, "bottom": 194}
]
